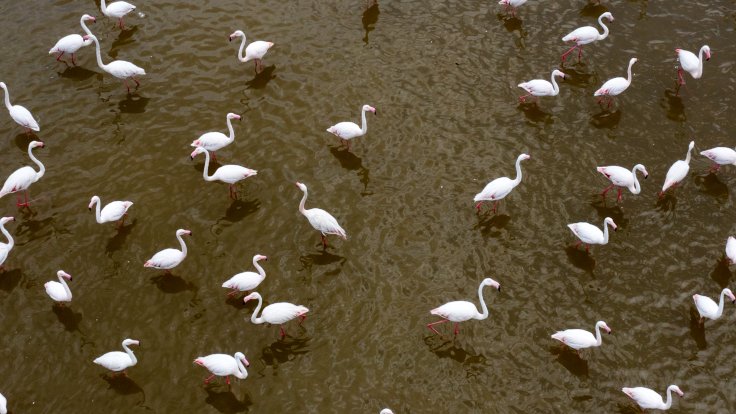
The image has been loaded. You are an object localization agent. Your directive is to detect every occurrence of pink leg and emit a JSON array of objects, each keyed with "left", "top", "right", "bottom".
[
  {"left": 577, "top": 46, "right": 583, "bottom": 61},
  {"left": 574, "top": 240, "right": 582, "bottom": 249},
  {"left": 123, "top": 79, "right": 130, "bottom": 93},
  {"left": 601, "top": 184, "right": 615, "bottom": 197},
  {"left": 519, "top": 93, "right": 532, "bottom": 103},
  {"left": 561, "top": 45, "right": 578, "bottom": 62},
  {"left": 227, "top": 289, "right": 241, "bottom": 297},
  {"left": 71, "top": 53, "right": 77, "bottom": 66},
  {"left": 298, "top": 314, "right": 307, "bottom": 324},
  {"left": 453, "top": 323, "right": 460, "bottom": 336},
  {"left": 119, "top": 18, "right": 125, "bottom": 30},
  {"left": 585, "top": 245, "right": 590, "bottom": 253},
  {"left": 279, "top": 326, "right": 286, "bottom": 338},
  {"left": 616, "top": 188, "right": 623, "bottom": 202},
  {"left": 226, "top": 376, "right": 231, "bottom": 385},
  {"left": 133, "top": 78, "right": 141, "bottom": 88},
  {"left": 320, "top": 234, "right": 328, "bottom": 248},
  {"left": 15, "top": 193, "right": 23, "bottom": 207},
  {"left": 677, "top": 68, "right": 685, "bottom": 86},
  {"left": 492, "top": 201, "right": 499, "bottom": 214},
  {"left": 475, "top": 202, "right": 483, "bottom": 212},
  {"left": 427, "top": 319, "right": 448, "bottom": 335},
  {"left": 55, "top": 51, "right": 66, "bottom": 62},
  {"left": 204, "top": 374, "right": 215, "bottom": 384}
]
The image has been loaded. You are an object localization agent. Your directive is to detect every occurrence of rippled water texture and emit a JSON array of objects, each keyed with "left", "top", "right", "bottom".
[{"left": 0, "top": 0, "right": 735, "bottom": 412}]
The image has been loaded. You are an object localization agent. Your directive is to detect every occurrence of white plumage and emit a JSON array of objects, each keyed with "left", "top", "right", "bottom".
[
  {"left": 517, "top": 70, "right": 565, "bottom": 102},
  {"left": 144, "top": 229, "right": 191, "bottom": 270},
  {"left": 44, "top": 270, "right": 73, "bottom": 304},
  {"left": 194, "top": 352, "right": 249, "bottom": 384},
  {"left": 596, "top": 164, "right": 648, "bottom": 202},
  {"left": 700, "top": 146, "right": 736, "bottom": 171},
  {"left": 568, "top": 217, "right": 617, "bottom": 249},
  {"left": 560, "top": 12, "right": 614, "bottom": 61},
  {"left": 622, "top": 385, "right": 684, "bottom": 410},
  {"left": 100, "top": 0, "right": 136, "bottom": 29},
  {"left": 222, "top": 254, "right": 268, "bottom": 296},
  {"left": 0, "top": 141, "right": 45, "bottom": 207},
  {"left": 326, "top": 104, "right": 377, "bottom": 149},
  {"left": 49, "top": 14, "right": 96, "bottom": 65},
  {"left": 693, "top": 288, "right": 735, "bottom": 322},
  {"left": 594, "top": 58, "right": 637, "bottom": 104},
  {"left": 190, "top": 113, "right": 241, "bottom": 154},
  {"left": 296, "top": 182, "right": 346, "bottom": 247},
  {"left": 0, "top": 217, "right": 15, "bottom": 270},
  {"left": 551, "top": 320, "right": 611, "bottom": 351},
  {"left": 0, "top": 82, "right": 40, "bottom": 132},
  {"left": 85, "top": 34, "right": 145, "bottom": 92},
  {"left": 498, "top": 0, "right": 528, "bottom": 15},
  {"left": 474, "top": 154, "right": 530, "bottom": 213},
  {"left": 89, "top": 195, "right": 133, "bottom": 225},
  {"left": 660, "top": 141, "right": 695, "bottom": 194},
  {"left": 190, "top": 147, "right": 257, "bottom": 199},
  {"left": 427, "top": 278, "right": 501, "bottom": 336},
  {"left": 726, "top": 236, "right": 736, "bottom": 264},
  {"left": 676, "top": 45, "right": 710, "bottom": 82},
  {"left": 0, "top": 392, "right": 6, "bottom": 414},
  {"left": 229, "top": 30, "right": 274, "bottom": 73},
  {"left": 94, "top": 339, "right": 139, "bottom": 373},
  {"left": 244, "top": 292, "right": 309, "bottom": 337}
]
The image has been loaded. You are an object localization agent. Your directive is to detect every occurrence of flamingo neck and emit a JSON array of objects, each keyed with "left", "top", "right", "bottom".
[
  {"left": 80, "top": 18, "right": 94, "bottom": 37},
  {"left": 235, "top": 355, "right": 248, "bottom": 379},
  {"left": 226, "top": 117, "right": 236, "bottom": 143},
  {"left": 58, "top": 274, "right": 71, "bottom": 299},
  {"left": 594, "top": 323, "right": 603, "bottom": 346},
  {"left": 100, "top": 0, "right": 109, "bottom": 14},
  {"left": 1, "top": 85, "right": 11, "bottom": 112},
  {"left": 475, "top": 282, "right": 489, "bottom": 320},
  {"left": 360, "top": 107, "right": 369, "bottom": 135},
  {"left": 662, "top": 387, "right": 674, "bottom": 409},
  {"left": 626, "top": 60, "right": 635, "bottom": 85},
  {"left": 597, "top": 16, "right": 610, "bottom": 40},
  {"left": 237, "top": 35, "right": 248, "bottom": 62},
  {"left": 513, "top": 156, "right": 524, "bottom": 186},
  {"left": 298, "top": 188, "right": 308, "bottom": 215},
  {"left": 253, "top": 259, "right": 265, "bottom": 278},
  {"left": 250, "top": 294, "right": 265, "bottom": 324},
  {"left": 550, "top": 72, "right": 561, "bottom": 95},
  {"left": 602, "top": 220, "right": 610, "bottom": 244},
  {"left": 715, "top": 290, "right": 728, "bottom": 318},
  {"left": 200, "top": 149, "right": 215, "bottom": 182},
  {"left": 28, "top": 146, "right": 45, "bottom": 182},
  {"left": 697, "top": 47, "right": 707, "bottom": 75},
  {"left": 122, "top": 342, "right": 137, "bottom": 366},
  {"left": 176, "top": 232, "right": 188, "bottom": 258},
  {"left": 684, "top": 146, "right": 693, "bottom": 164},
  {"left": 92, "top": 197, "right": 103, "bottom": 223},
  {"left": 0, "top": 222, "right": 13, "bottom": 251},
  {"left": 631, "top": 166, "right": 642, "bottom": 194},
  {"left": 90, "top": 36, "right": 108, "bottom": 71}
]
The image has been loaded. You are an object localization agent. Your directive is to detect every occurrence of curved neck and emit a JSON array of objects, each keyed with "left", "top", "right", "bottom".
[
  {"left": 1, "top": 85, "right": 11, "bottom": 112},
  {"left": 715, "top": 290, "right": 729, "bottom": 318},
  {"left": 550, "top": 72, "right": 560, "bottom": 95},
  {"left": 28, "top": 146, "right": 45, "bottom": 182},
  {"left": 80, "top": 18, "right": 93, "bottom": 37},
  {"left": 200, "top": 150, "right": 215, "bottom": 181},
  {"left": 0, "top": 222, "right": 12, "bottom": 250},
  {"left": 89, "top": 36, "right": 108, "bottom": 70},
  {"left": 684, "top": 146, "right": 693, "bottom": 164},
  {"left": 176, "top": 233, "right": 188, "bottom": 257},
  {"left": 626, "top": 60, "right": 634, "bottom": 84},
  {"left": 250, "top": 295, "right": 265, "bottom": 324},
  {"left": 594, "top": 323, "right": 603, "bottom": 346},
  {"left": 631, "top": 166, "right": 642, "bottom": 194},
  {"left": 513, "top": 157, "right": 524, "bottom": 185},
  {"left": 697, "top": 47, "right": 706, "bottom": 73},
  {"left": 58, "top": 274, "right": 71, "bottom": 298},
  {"left": 225, "top": 117, "right": 236, "bottom": 142},
  {"left": 122, "top": 342, "right": 137, "bottom": 366},
  {"left": 663, "top": 387, "right": 674, "bottom": 409},
  {"left": 236, "top": 356, "right": 248, "bottom": 379},
  {"left": 360, "top": 107, "right": 369, "bottom": 135},
  {"left": 100, "top": 0, "right": 108, "bottom": 13},
  {"left": 597, "top": 16, "right": 610, "bottom": 40},
  {"left": 602, "top": 220, "right": 610, "bottom": 244},
  {"left": 237, "top": 35, "right": 248, "bottom": 62},
  {"left": 298, "top": 189, "right": 308, "bottom": 214},
  {"left": 475, "top": 283, "right": 489, "bottom": 320},
  {"left": 253, "top": 259, "right": 265, "bottom": 278}
]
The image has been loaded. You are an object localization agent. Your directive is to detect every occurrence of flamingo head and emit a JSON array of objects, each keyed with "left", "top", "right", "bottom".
[
  {"left": 255, "top": 254, "right": 268, "bottom": 262},
  {"left": 601, "top": 12, "right": 614, "bottom": 22},
  {"left": 295, "top": 182, "right": 307, "bottom": 192},
  {"left": 362, "top": 104, "right": 377, "bottom": 115},
  {"left": 703, "top": 46, "right": 711, "bottom": 61},
  {"left": 482, "top": 277, "right": 501, "bottom": 291},
  {"left": 57, "top": 270, "right": 72, "bottom": 281},
  {"left": 553, "top": 70, "right": 566, "bottom": 79},
  {"left": 634, "top": 164, "right": 649, "bottom": 179},
  {"left": 598, "top": 321, "right": 612, "bottom": 334},
  {"left": 228, "top": 30, "right": 245, "bottom": 42},
  {"left": 123, "top": 339, "right": 140, "bottom": 347},
  {"left": 82, "top": 14, "right": 96, "bottom": 23},
  {"left": 176, "top": 229, "right": 192, "bottom": 237},
  {"left": 725, "top": 288, "right": 736, "bottom": 304},
  {"left": 190, "top": 146, "right": 206, "bottom": 160},
  {"left": 243, "top": 292, "right": 261, "bottom": 304},
  {"left": 235, "top": 352, "right": 250, "bottom": 367},
  {"left": 518, "top": 153, "right": 531, "bottom": 162},
  {"left": 88, "top": 195, "right": 100, "bottom": 210},
  {"left": 30, "top": 141, "right": 44, "bottom": 149},
  {"left": 0, "top": 82, "right": 5, "bottom": 89},
  {"left": 670, "top": 385, "right": 684, "bottom": 398},
  {"left": 227, "top": 113, "right": 242, "bottom": 121},
  {"left": 0, "top": 217, "right": 14, "bottom": 225},
  {"left": 605, "top": 217, "right": 618, "bottom": 231}
]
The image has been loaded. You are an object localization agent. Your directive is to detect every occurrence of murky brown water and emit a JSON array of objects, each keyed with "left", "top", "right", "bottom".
[{"left": 0, "top": 0, "right": 735, "bottom": 412}]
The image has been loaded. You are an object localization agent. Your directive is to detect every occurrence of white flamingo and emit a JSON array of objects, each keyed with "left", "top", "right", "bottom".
[
  {"left": 0, "top": 217, "right": 14, "bottom": 271},
  {"left": 427, "top": 278, "right": 501, "bottom": 336},
  {"left": 222, "top": 254, "right": 268, "bottom": 297},
  {"left": 243, "top": 292, "right": 309, "bottom": 338},
  {"left": 561, "top": 12, "right": 614, "bottom": 62},
  {"left": 474, "top": 153, "right": 530, "bottom": 213},
  {"left": 49, "top": 14, "right": 96, "bottom": 65},
  {"left": 0, "top": 141, "right": 45, "bottom": 208},
  {"left": 551, "top": 320, "right": 611, "bottom": 355},
  {"left": 94, "top": 338, "right": 139, "bottom": 374},
  {"left": 0, "top": 392, "right": 6, "bottom": 414},
  {"left": 295, "top": 182, "right": 347, "bottom": 248},
  {"left": 326, "top": 104, "right": 377, "bottom": 150},
  {"left": 676, "top": 45, "right": 710, "bottom": 85},
  {"left": 100, "top": 0, "right": 136, "bottom": 29},
  {"left": 660, "top": 140, "right": 695, "bottom": 196},
  {"left": 0, "top": 82, "right": 40, "bottom": 133},
  {"left": 498, "top": 0, "right": 528, "bottom": 16},
  {"left": 594, "top": 57, "right": 637, "bottom": 107},
  {"left": 85, "top": 34, "right": 145, "bottom": 93},
  {"left": 726, "top": 236, "right": 736, "bottom": 264},
  {"left": 194, "top": 352, "right": 250, "bottom": 385},
  {"left": 596, "top": 163, "right": 648, "bottom": 202},
  {"left": 517, "top": 70, "right": 566, "bottom": 102},
  {"left": 380, "top": 410, "right": 394, "bottom": 414},
  {"left": 700, "top": 146, "right": 736, "bottom": 172},
  {"left": 693, "top": 288, "right": 735, "bottom": 323},
  {"left": 44, "top": 270, "right": 73, "bottom": 304},
  {"left": 89, "top": 195, "right": 133, "bottom": 227},
  {"left": 229, "top": 30, "right": 274, "bottom": 73},
  {"left": 622, "top": 385, "right": 684, "bottom": 411},
  {"left": 568, "top": 217, "right": 617, "bottom": 252},
  {"left": 190, "top": 113, "right": 241, "bottom": 158},
  {"left": 144, "top": 229, "right": 191, "bottom": 272},
  {"left": 190, "top": 147, "right": 257, "bottom": 200}
]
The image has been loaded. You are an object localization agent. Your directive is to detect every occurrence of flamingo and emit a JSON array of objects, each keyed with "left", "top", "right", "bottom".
[
  {"left": 94, "top": 338, "right": 140, "bottom": 374},
  {"left": 474, "top": 153, "right": 530, "bottom": 213},
  {"left": 622, "top": 385, "right": 684, "bottom": 411},
  {"left": 700, "top": 146, "right": 736, "bottom": 172},
  {"left": 560, "top": 12, "right": 614, "bottom": 62},
  {"left": 89, "top": 195, "right": 133, "bottom": 227},
  {"left": 0, "top": 141, "right": 45, "bottom": 208},
  {"left": 551, "top": 320, "right": 611, "bottom": 356},
  {"left": 190, "top": 147, "right": 257, "bottom": 200},
  {"left": 676, "top": 45, "right": 710, "bottom": 85},
  {"left": 0, "top": 82, "right": 40, "bottom": 133},
  {"left": 693, "top": 288, "right": 735, "bottom": 323},
  {"left": 190, "top": 113, "right": 241, "bottom": 159},
  {"left": 596, "top": 163, "right": 648, "bottom": 202},
  {"left": 594, "top": 57, "right": 637, "bottom": 108},
  {"left": 49, "top": 14, "right": 96, "bottom": 65},
  {"left": 0, "top": 217, "right": 14, "bottom": 271},
  {"left": 726, "top": 236, "right": 736, "bottom": 264},
  {"left": 660, "top": 140, "right": 695, "bottom": 196},
  {"left": 427, "top": 278, "right": 501, "bottom": 336},
  {"left": 295, "top": 182, "right": 347, "bottom": 248},
  {"left": 380, "top": 410, "right": 394, "bottom": 414},
  {"left": 84, "top": 34, "right": 145, "bottom": 93},
  {"left": 100, "top": 0, "right": 136, "bottom": 29},
  {"left": 498, "top": 0, "right": 527, "bottom": 16},
  {"left": 326, "top": 104, "right": 377, "bottom": 150},
  {"left": 517, "top": 70, "right": 566, "bottom": 103},
  {"left": 568, "top": 217, "right": 617, "bottom": 252},
  {"left": 0, "top": 392, "right": 5, "bottom": 414},
  {"left": 229, "top": 30, "right": 274, "bottom": 73},
  {"left": 222, "top": 254, "right": 268, "bottom": 297},
  {"left": 194, "top": 352, "right": 250, "bottom": 385},
  {"left": 243, "top": 292, "right": 309, "bottom": 338},
  {"left": 144, "top": 229, "right": 191, "bottom": 272},
  {"left": 44, "top": 270, "right": 73, "bottom": 304}
]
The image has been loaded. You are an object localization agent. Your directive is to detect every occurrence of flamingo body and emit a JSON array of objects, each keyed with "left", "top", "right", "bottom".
[
  {"left": 191, "top": 113, "right": 241, "bottom": 153},
  {"left": 0, "top": 82, "right": 40, "bottom": 131},
  {"left": 44, "top": 270, "right": 73, "bottom": 303},
  {"left": 700, "top": 147, "right": 736, "bottom": 168},
  {"left": 693, "top": 288, "right": 735, "bottom": 321},
  {"left": 622, "top": 385, "right": 684, "bottom": 410},
  {"left": 551, "top": 321, "right": 611, "bottom": 351},
  {"left": 518, "top": 70, "right": 565, "bottom": 99},
  {"left": 222, "top": 254, "right": 268, "bottom": 293},
  {"left": 144, "top": 229, "right": 191, "bottom": 270},
  {"left": 94, "top": 339, "right": 139, "bottom": 372},
  {"left": 89, "top": 196, "right": 133, "bottom": 224},
  {"left": 0, "top": 392, "right": 5, "bottom": 414},
  {"left": 676, "top": 46, "right": 710, "bottom": 79},
  {"left": 726, "top": 236, "right": 736, "bottom": 264},
  {"left": 568, "top": 217, "right": 617, "bottom": 246},
  {"left": 0, "top": 217, "right": 14, "bottom": 269},
  {"left": 661, "top": 141, "right": 695, "bottom": 193}
]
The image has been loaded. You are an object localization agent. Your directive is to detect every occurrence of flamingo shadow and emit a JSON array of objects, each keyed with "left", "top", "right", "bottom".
[
  {"left": 362, "top": 3, "right": 380, "bottom": 44},
  {"left": 225, "top": 293, "right": 249, "bottom": 309},
  {"left": 0, "top": 268, "right": 22, "bottom": 292},
  {"left": 662, "top": 88, "right": 686, "bottom": 122},
  {"left": 497, "top": 14, "right": 522, "bottom": 32},
  {"left": 204, "top": 387, "right": 252, "bottom": 414},
  {"left": 105, "top": 219, "right": 137, "bottom": 253},
  {"left": 298, "top": 250, "right": 346, "bottom": 270},
  {"left": 118, "top": 93, "right": 150, "bottom": 114},
  {"left": 245, "top": 65, "right": 276, "bottom": 89},
  {"left": 617, "top": 403, "right": 644, "bottom": 414},
  {"left": 694, "top": 173, "right": 728, "bottom": 200},
  {"left": 329, "top": 146, "right": 364, "bottom": 170},
  {"left": 261, "top": 335, "right": 310, "bottom": 367},
  {"left": 709, "top": 258, "right": 732, "bottom": 287},
  {"left": 589, "top": 200, "right": 626, "bottom": 226},
  {"left": 654, "top": 193, "right": 677, "bottom": 212},
  {"left": 565, "top": 246, "right": 596, "bottom": 273},
  {"left": 57, "top": 65, "right": 97, "bottom": 81},
  {"left": 423, "top": 335, "right": 488, "bottom": 365},
  {"left": 559, "top": 67, "right": 594, "bottom": 88},
  {"left": 13, "top": 133, "right": 34, "bottom": 150},
  {"left": 52, "top": 305, "right": 83, "bottom": 332},
  {"left": 474, "top": 213, "right": 511, "bottom": 237},
  {"left": 580, "top": 3, "right": 606, "bottom": 17},
  {"left": 101, "top": 373, "right": 145, "bottom": 396},
  {"left": 110, "top": 26, "right": 139, "bottom": 52},
  {"left": 688, "top": 307, "right": 707, "bottom": 350},
  {"left": 550, "top": 345, "right": 589, "bottom": 377},
  {"left": 517, "top": 102, "right": 553, "bottom": 124},
  {"left": 150, "top": 274, "right": 196, "bottom": 294},
  {"left": 223, "top": 199, "right": 261, "bottom": 223},
  {"left": 590, "top": 109, "right": 621, "bottom": 129}
]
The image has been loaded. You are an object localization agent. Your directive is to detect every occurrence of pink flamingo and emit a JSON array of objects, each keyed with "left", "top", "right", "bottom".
[
  {"left": 518, "top": 70, "right": 566, "bottom": 103},
  {"left": 676, "top": 45, "right": 710, "bottom": 85},
  {"left": 596, "top": 163, "right": 648, "bottom": 202},
  {"left": 622, "top": 385, "right": 684, "bottom": 411},
  {"left": 568, "top": 217, "right": 616, "bottom": 252},
  {"left": 551, "top": 320, "right": 611, "bottom": 356},
  {"left": 726, "top": 236, "right": 736, "bottom": 264},
  {"left": 474, "top": 154, "right": 530, "bottom": 213},
  {"left": 194, "top": 352, "right": 249, "bottom": 385},
  {"left": 229, "top": 30, "right": 274, "bottom": 74},
  {"left": 0, "top": 141, "right": 45, "bottom": 208},
  {"left": 93, "top": 339, "right": 140, "bottom": 375},
  {"left": 693, "top": 288, "right": 735, "bottom": 324},
  {"left": 427, "top": 278, "right": 501, "bottom": 336},
  {"left": 498, "top": 0, "right": 527, "bottom": 17},
  {"left": 144, "top": 229, "right": 191, "bottom": 273},
  {"left": 660, "top": 141, "right": 694, "bottom": 197},
  {"left": 48, "top": 14, "right": 96, "bottom": 65},
  {"left": 190, "top": 113, "right": 241, "bottom": 160},
  {"left": 594, "top": 57, "right": 637, "bottom": 108},
  {"left": 243, "top": 292, "right": 309, "bottom": 338},
  {"left": 296, "top": 182, "right": 346, "bottom": 248},
  {"left": 0, "top": 217, "right": 14, "bottom": 271},
  {"left": 190, "top": 147, "right": 257, "bottom": 199},
  {"left": 560, "top": 12, "right": 613, "bottom": 62},
  {"left": 222, "top": 254, "right": 268, "bottom": 297},
  {"left": 100, "top": 0, "right": 136, "bottom": 30},
  {"left": 89, "top": 195, "right": 133, "bottom": 228},
  {"left": 326, "top": 104, "right": 377, "bottom": 150},
  {"left": 700, "top": 146, "right": 736, "bottom": 172}
]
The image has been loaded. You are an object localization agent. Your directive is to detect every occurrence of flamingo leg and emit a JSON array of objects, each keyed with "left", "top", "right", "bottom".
[
  {"left": 519, "top": 93, "right": 532, "bottom": 103},
  {"left": 123, "top": 79, "right": 130, "bottom": 93},
  {"left": 204, "top": 374, "right": 216, "bottom": 384},
  {"left": 585, "top": 244, "right": 590, "bottom": 253},
  {"left": 226, "top": 376, "right": 231, "bottom": 385},
  {"left": 574, "top": 240, "right": 582, "bottom": 249},
  {"left": 577, "top": 46, "right": 583, "bottom": 61},
  {"left": 453, "top": 323, "right": 460, "bottom": 336},
  {"left": 298, "top": 314, "right": 307, "bottom": 324},
  {"left": 227, "top": 289, "right": 241, "bottom": 297},
  {"left": 677, "top": 68, "right": 685, "bottom": 86},
  {"left": 71, "top": 53, "right": 77, "bottom": 66},
  {"left": 320, "top": 234, "right": 328, "bottom": 248},
  {"left": 561, "top": 45, "right": 578, "bottom": 62},
  {"left": 616, "top": 188, "right": 623, "bottom": 202},
  {"left": 119, "top": 18, "right": 125, "bottom": 30},
  {"left": 279, "top": 326, "right": 286, "bottom": 338},
  {"left": 15, "top": 193, "right": 23, "bottom": 207},
  {"left": 133, "top": 78, "right": 140, "bottom": 88},
  {"left": 601, "top": 184, "right": 615, "bottom": 197},
  {"left": 427, "top": 319, "right": 448, "bottom": 335},
  {"left": 23, "top": 190, "right": 30, "bottom": 208},
  {"left": 345, "top": 139, "right": 351, "bottom": 151},
  {"left": 492, "top": 201, "right": 499, "bottom": 214},
  {"left": 475, "top": 202, "right": 483, "bottom": 212},
  {"left": 55, "top": 52, "right": 66, "bottom": 62}
]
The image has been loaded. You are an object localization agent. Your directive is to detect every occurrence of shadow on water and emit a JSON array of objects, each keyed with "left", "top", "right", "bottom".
[
  {"left": 57, "top": 65, "right": 97, "bottom": 81},
  {"left": 662, "top": 88, "right": 686, "bottom": 122},
  {"left": 559, "top": 67, "right": 594, "bottom": 88},
  {"left": 517, "top": 102, "right": 553, "bottom": 124},
  {"left": 298, "top": 250, "right": 347, "bottom": 270},
  {"left": 0, "top": 268, "right": 22, "bottom": 292},
  {"left": 204, "top": 387, "right": 252, "bottom": 414},
  {"left": 150, "top": 274, "right": 196, "bottom": 294},
  {"left": 52, "top": 305, "right": 83, "bottom": 332},
  {"left": 580, "top": 3, "right": 607, "bottom": 17},
  {"left": 688, "top": 307, "right": 707, "bottom": 350},
  {"left": 109, "top": 26, "right": 140, "bottom": 57},
  {"left": 709, "top": 258, "right": 732, "bottom": 287},
  {"left": 118, "top": 93, "right": 150, "bottom": 114},
  {"left": 225, "top": 293, "right": 248, "bottom": 310},
  {"left": 261, "top": 335, "right": 310, "bottom": 367},
  {"left": 617, "top": 402, "right": 644, "bottom": 414},
  {"left": 550, "top": 345, "right": 589, "bottom": 377},
  {"left": 223, "top": 198, "right": 261, "bottom": 223},
  {"left": 102, "top": 373, "right": 145, "bottom": 396},
  {"left": 245, "top": 65, "right": 276, "bottom": 89},
  {"left": 474, "top": 213, "right": 511, "bottom": 237},
  {"left": 14, "top": 133, "right": 35, "bottom": 150},
  {"left": 654, "top": 193, "right": 677, "bottom": 213},
  {"left": 590, "top": 109, "right": 621, "bottom": 129},
  {"left": 362, "top": 3, "right": 379, "bottom": 44},
  {"left": 16, "top": 215, "right": 54, "bottom": 238},
  {"left": 329, "top": 146, "right": 372, "bottom": 193},
  {"left": 496, "top": 14, "right": 522, "bottom": 32},
  {"left": 423, "top": 335, "right": 488, "bottom": 365},
  {"left": 589, "top": 199, "right": 626, "bottom": 226},
  {"left": 105, "top": 219, "right": 137, "bottom": 253},
  {"left": 565, "top": 246, "right": 596, "bottom": 273},
  {"left": 694, "top": 172, "right": 729, "bottom": 200}
]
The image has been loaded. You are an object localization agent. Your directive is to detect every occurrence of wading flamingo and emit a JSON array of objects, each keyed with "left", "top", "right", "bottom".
[
  {"left": 726, "top": 236, "right": 736, "bottom": 264},
  {"left": 551, "top": 320, "right": 611, "bottom": 356},
  {"left": 676, "top": 45, "right": 710, "bottom": 85},
  {"left": 0, "top": 217, "right": 14, "bottom": 271},
  {"left": 100, "top": 0, "right": 136, "bottom": 29},
  {"left": 596, "top": 163, "right": 648, "bottom": 202},
  {"left": 229, "top": 30, "right": 274, "bottom": 73},
  {"left": 0, "top": 82, "right": 40, "bottom": 133},
  {"left": 190, "top": 113, "right": 241, "bottom": 159},
  {"left": 660, "top": 141, "right": 695, "bottom": 196},
  {"left": 568, "top": 217, "right": 617, "bottom": 252},
  {"left": 594, "top": 57, "right": 637, "bottom": 108},
  {"left": 190, "top": 147, "right": 257, "bottom": 199},
  {"left": 144, "top": 229, "right": 191, "bottom": 272},
  {"left": 44, "top": 270, "right": 73, "bottom": 304},
  {"left": 326, "top": 104, "right": 377, "bottom": 150},
  {"left": 498, "top": 0, "right": 527, "bottom": 17},
  {"left": 194, "top": 352, "right": 249, "bottom": 385},
  {"left": 243, "top": 292, "right": 309, "bottom": 338},
  {"left": 295, "top": 182, "right": 346, "bottom": 248},
  {"left": 380, "top": 410, "right": 394, "bottom": 414},
  {"left": 427, "top": 278, "right": 501, "bottom": 336},
  {"left": 622, "top": 385, "right": 683, "bottom": 411},
  {"left": 0, "top": 141, "right": 45, "bottom": 208},
  {"left": 0, "top": 392, "right": 6, "bottom": 414},
  {"left": 561, "top": 12, "right": 614, "bottom": 62},
  {"left": 89, "top": 195, "right": 133, "bottom": 227},
  {"left": 693, "top": 288, "right": 735, "bottom": 323},
  {"left": 93, "top": 338, "right": 140, "bottom": 374},
  {"left": 474, "top": 153, "right": 530, "bottom": 213},
  {"left": 518, "top": 70, "right": 566, "bottom": 103},
  {"left": 222, "top": 254, "right": 268, "bottom": 297},
  {"left": 49, "top": 14, "right": 96, "bottom": 65},
  {"left": 84, "top": 34, "right": 145, "bottom": 93},
  {"left": 700, "top": 146, "right": 736, "bottom": 172}
]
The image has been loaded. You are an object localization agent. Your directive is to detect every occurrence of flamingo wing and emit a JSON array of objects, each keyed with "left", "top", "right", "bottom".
[
  {"left": 550, "top": 328, "right": 596, "bottom": 350},
  {"left": 94, "top": 351, "right": 133, "bottom": 371},
  {"left": 700, "top": 147, "right": 736, "bottom": 165},
  {"left": 106, "top": 1, "right": 136, "bottom": 18},
  {"left": 107, "top": 60, "right": 146, "bottom": 79},
  {"left": 474, "top": 176, "right": 514, "bottom": 202},
  {"left": 327, "top": 122, "right": 362, "bottom": 140},
  {"left": 430, "top": 301, "right": 478, "bottom": 322},
  {"left": 44, "top": 281, "right": 70, "bottom": 302},
  {"left": 305, "top": 208, "right": 346, "bottom": 238},
  {"left": 222, "top": 271, "right": 263, "bottom": 291},
  {"left": 0, "top": 166, "right": 38, "bottom": 197},
  {"left": 726, "top": 237, "right": 736, "bottom": 262},
  {"left": 245, "top": 41, "right": 273, "bottom": 60},
  {"left": 49, "top": 34, "right": 85, "bottom": 54},
  {"left": 662, "top": 160, "right": 689, "bottom": 191},
  {"left": 693, "top": 294, "right": 719, "bottom": 319},
  {"left": 621, "top": 387, "right": 664, "bottom": 409},
  {"left": 10, "top": 106, "right": 39, "bottom": 131},
  {"left": 517, "top": 79, "right": 553, "bottom": 96},
  {"left": 562, "top": 26, "right": 597, "bottom": 44},
  {"left": 262, "top": 303, "right": 309, "bottom": 324},
  {"left": 195, "top": 354, "right": 237, "bottom": 376},
  {"left": 568, "top": 222, "right": 603, "bottom": 244},
  {"left": 191, "top": 132, "right": 229, "bottom": 151},
  {"left": 677, "top": 49, "right": 700, "bottom": 76},
  {"left": 144, "top": 248, "right": 184, "bottom": 269},
  {"left": 99, "top": 201, "right": 131, "bottom": 222},
  {"left": 594, "top": 77, "right": 628, "bottom": 96},
  {"left": 212, "top": 165, "right": 257, "bottom": 184}
]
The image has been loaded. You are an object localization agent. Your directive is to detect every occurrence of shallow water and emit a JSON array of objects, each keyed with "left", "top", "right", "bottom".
[{"left": 0, "top": 0, "right": 735, "bottom": 412}]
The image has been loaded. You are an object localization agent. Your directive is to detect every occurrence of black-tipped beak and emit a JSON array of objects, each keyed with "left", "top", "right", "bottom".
[
  {"left": 190, "top": 155, "right": 194, "bottom": 160},
  {"left": 88, "top": 207, "right": 92, "bottom": 211},
  {"left": 497, "top": 286, "right": 501, "bottom": 292},
  {"left": 228, "top": 36, "right": 233, "bottom": 42},
  {"left": 644, "top": 174, "right": 649, "bottom": 179}
]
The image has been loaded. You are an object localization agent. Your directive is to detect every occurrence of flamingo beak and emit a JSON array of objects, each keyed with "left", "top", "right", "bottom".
[
  {"left": 243, "top": 358, "right": 250, "bottom": 367},
  {"left": 706, "top": 51, "right": 711, "bottom": 61},
  {"left": 644, "top": 174, "right": 649, "bottom": 179},
  {"left": 228, "top": 36, "right": 233, "bottom": 42}
]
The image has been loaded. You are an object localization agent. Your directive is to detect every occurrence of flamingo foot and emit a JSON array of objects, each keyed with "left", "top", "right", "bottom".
[
  {"left": 453, "top": 323, "right": 460, "bottom": 336},
  {"left": 320, "top": 234, "right": 328, "bottom": 249},
  {"left": 475, "top": 202, "right": 482, "bottom": 212},
  {"left": 279, "top": 326, "right": 286, "bottom": 338}
]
